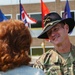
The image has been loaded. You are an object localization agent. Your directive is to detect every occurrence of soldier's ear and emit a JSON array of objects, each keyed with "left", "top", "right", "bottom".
[{"left": 64, "top": 24, "right": 69, "bottom": 33}]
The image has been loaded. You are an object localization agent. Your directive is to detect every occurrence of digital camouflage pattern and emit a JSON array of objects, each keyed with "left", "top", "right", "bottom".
[{"left": 33, "top": 44, "right": 75, "bottom": 75}]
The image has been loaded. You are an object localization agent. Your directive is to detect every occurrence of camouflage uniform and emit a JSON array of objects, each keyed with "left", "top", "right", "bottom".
[{"left": 33, "top": 44, "right": 75, "bottom": 75}]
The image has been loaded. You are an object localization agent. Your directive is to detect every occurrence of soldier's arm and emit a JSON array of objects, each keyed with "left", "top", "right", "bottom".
[{"left": 33, "top": 50, "right": 52, "bottom": 71}]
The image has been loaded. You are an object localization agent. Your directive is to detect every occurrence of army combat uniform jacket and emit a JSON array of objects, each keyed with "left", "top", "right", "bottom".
[{"left": 33, "top": 45, "right": 75, "bottom": 75}]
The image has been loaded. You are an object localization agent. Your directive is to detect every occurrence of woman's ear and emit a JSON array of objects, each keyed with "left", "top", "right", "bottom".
[{"left": 25, "top": 51, "right": 28, "bottom": 55}]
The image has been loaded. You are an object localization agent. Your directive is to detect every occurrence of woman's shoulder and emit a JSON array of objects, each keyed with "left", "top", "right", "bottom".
[{"left": 0, "top": 66, "right": 45, "bottom": 75}]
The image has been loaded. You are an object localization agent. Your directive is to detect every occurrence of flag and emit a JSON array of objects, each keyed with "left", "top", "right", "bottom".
[
  {"left": 41, "top": 0, "right": 50, "bottom": 42},
  {"left": 20, "top": 3, "right": 37, "bottom": 27},
  {"left": 41, "top": 0, "right": 49, "bottom": 28},
  {"left": 0, "top": 9, "right": 7, "bottom": 22},
  {"left": 62, "top": 0, "right": 72, "bottom": 19}
]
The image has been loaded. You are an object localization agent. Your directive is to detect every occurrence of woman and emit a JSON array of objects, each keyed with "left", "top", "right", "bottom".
[{"left": 0, "top": 19, "right": 45, "bottom": 75}]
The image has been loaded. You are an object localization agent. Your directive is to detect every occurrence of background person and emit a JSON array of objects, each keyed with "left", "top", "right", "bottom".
[
  {"left": 0, "top": 19, "right": 45, "bottom": 75},
  {"left": 33, "top": 12, "right": 75, "bottom": 75}
]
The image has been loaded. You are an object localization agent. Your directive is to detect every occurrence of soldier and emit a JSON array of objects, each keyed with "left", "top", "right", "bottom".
[{"left": 33, "top": 12, "right": 75, "bottom": 75}]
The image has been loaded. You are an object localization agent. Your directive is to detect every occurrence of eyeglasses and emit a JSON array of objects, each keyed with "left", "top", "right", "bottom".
[{"left": 47, "top": 24, "right": 62, "bottom": 37}]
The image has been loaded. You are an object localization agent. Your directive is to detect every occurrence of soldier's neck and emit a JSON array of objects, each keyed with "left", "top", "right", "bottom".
[{"left": 54, "top": 41, "right": 71, "bottom": 54}]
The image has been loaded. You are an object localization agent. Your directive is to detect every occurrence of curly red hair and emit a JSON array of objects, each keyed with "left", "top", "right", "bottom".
[{"left": 0, "top": 19, "right": 32, "bottom": 71}]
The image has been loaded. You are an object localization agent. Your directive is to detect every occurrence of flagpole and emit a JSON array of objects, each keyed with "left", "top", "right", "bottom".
[
  {"left": 19, "top": 0, "right": 21, "bottom": 20},
  {"left": 40, "top": 0, "right": 50, "bottom": 53},
  {"left": 19, "top": 0, "right": 21, "bottom": 4},
  {"left": 41, "top": 39, "right": 45, "bottom": 53}
]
